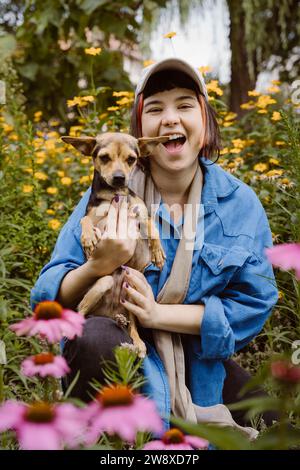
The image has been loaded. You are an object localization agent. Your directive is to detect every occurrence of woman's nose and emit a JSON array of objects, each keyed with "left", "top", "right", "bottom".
[{"left": 161, "top": 109, "right": 180, "bottom": 126}]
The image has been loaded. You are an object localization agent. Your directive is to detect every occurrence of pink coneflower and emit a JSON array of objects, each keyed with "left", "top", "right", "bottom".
[
  {"left": 85, "top": 385, "right": 163, "bottom": 444},
  {"left": 0, "top": 401, "right": 86, "bottom": 450},
  {"left": 10, "top": 300, "right": 85, "bottom": 343},
  {"left": 265, "top": 243, "right": 300, "bottom": 279},
  {"left": 271, "top": 360, "right": 300, "bottom": 384},
  {"left": 21, "top": 352, "right": 70, "bottom": 378},
  {"left": 143, "top": 428, "right": 209, "bottom": 450}
]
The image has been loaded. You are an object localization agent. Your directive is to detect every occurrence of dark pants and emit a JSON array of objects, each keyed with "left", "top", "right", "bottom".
[{"left": 62, "top": 317, "right": 278, "bottom": 427}]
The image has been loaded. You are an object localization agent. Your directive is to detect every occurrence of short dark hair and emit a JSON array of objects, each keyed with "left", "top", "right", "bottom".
[{"left": 130, "top": 69, "right": 221, "bottom": 173}]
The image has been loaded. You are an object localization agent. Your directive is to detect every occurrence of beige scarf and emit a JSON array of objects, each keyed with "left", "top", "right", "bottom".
[{"left": 129, "top": 163, "right": 258, "bottom": 440}]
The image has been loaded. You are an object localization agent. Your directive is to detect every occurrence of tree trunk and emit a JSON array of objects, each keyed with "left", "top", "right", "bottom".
[{"left": 228, "top": 0, "right": 257, "bottom": 115}]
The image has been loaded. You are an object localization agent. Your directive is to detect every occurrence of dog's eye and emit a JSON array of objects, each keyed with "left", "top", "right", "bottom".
[
  {"left": 99, "top": 154, "right": 111, "bottom": 164},
  {"left": 127, "top": 156, "right": 136, "bottom": 166}
]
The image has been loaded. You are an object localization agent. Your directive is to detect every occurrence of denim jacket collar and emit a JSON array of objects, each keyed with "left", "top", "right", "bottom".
[{"left": 200, "top": 158, "right": 239, "bottom": 214}]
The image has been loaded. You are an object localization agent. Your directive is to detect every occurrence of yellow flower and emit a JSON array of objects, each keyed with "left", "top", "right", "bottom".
[
  {"left": 256, "top": 95, "right": 276, "bottom": 108},
  {"left": 271, "top": 80, "right": 281, "bottom": 86},
  {"left": 163, "top": 32, "right": 176, "bottom": 39},
  {"left": 85, "top": 47, "right": 102, "bottom": 56},
  {"left": 143, "top": 60, "right": 155, "bottom": 68},
  {"left": 1, "top": 123, "right": 13, "bottom": 133},
  {"left": 266, "top": 169, "right": 284, "bottom": 178},
  {"left": 257, "top": 109, "right": 268, "bottom": 114},
  {"left": 267, "top": 86, "right": 280, "bottom": 94},
  {"left": 99, "top": 112, "right": 108, "bottom": 120},
  {"left": 82, "top": 95, "right": 95, "bottom": 103},
  {"left": 64, "top": 157, "right": 71, "bottom": 163},
  {"left": 67, "top": 96, "right": 88, "bottom": 108},
  {"left": 34, "top": 111, "right": 43, "bottom": 122},
  {"left": 281, "top": 178, "right": 290, "bottom": 185},
  {"left": 81, "top": 158, "right": 90, "bottom": 164},
  {"left": 9, "top": 133, "right": 18, "bottom": 141},
  {"left": 224, "top": 112, "right": 237, "bottom": 121},
  {"left": 116, "top": 97, "right": 133, "bottom": 106},
  {"left": 222, "top": 121, "right": 234, "bottom": 128},
  {"left": 57, "top": 170, "right": 65, "bottom": 177},
  {"left": 22, "top": 185, "right": 34, "bottom": 193},
  {"left": 269, "top": 158, "right": 280, "bottom": 165},
  {"left": 275, "top": 141, "right": 285, "bottom": 146},
  {"left": 49, "top": 119, "right": 60, "bottom": 126},
  {"left": 229, "top": 148, "right": 241, "bottom": 154},
  {"left": 240, "top": 101, "right": 255, "bottom": 110},
  {"left": 232, "top": 138, "right": 247, "bottom": 149},
  {"left": 271, "top": 111, "right": 281, "bottom": 121},
  {"left": 24, "top": 168, "right": 33, "bottom": 174},
  {"left": 46, "top": 187, "right": 58, "bottom": 195},
  {"left": 36, "top": 157, "right": 45, "bottom": 165},
  {"left": 113, "top": 91, "right": 134, "bottom": 98},
  {"left": 206, "top": 80, "right": 223, "bottom": 96},
  {"left": 107, "top": 106, "right": 119, "bottom": 112},
  {"left": 34, "top": 172, "right": 48, "bottom": 181},
  {"left": 248, "top": 90, "right": 260, "bottom": 96},
  {"left": 253, "top": 163, "right": 268, "bottom": 172},
  {"left": 48, "top": 219, "right": 61, "bottom": 230},
  {"left": 46, "top": 209, "right": 55, "bottom": 215},
  {"left": 79, "top": 175, "right": 90, "bottom": 184},
  {"left": 61, "top": 177, "right": 72, "bottom": 186},
  {"left": 220, "top": 148, "right": 229, "bottom": 155},
  {"left": 198, "top": 66, "right": 212, "bottom": 75}
]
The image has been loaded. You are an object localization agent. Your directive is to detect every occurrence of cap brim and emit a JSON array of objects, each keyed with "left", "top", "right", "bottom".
[{"left": 135, "top": 57, "right": 208, "bottom": 100}]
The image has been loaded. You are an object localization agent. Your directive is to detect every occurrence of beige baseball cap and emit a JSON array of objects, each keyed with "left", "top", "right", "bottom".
[{"left": 135, "top": 57, "right": 208, "bottom": 101}]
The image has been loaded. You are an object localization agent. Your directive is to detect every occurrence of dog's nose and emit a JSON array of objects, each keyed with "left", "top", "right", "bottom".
[{"left": 112, "top": 172, "right": 126, "bottom": 187}]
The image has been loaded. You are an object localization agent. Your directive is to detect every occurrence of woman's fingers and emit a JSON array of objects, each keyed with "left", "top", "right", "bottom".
[
  {"left": 124, "top": 269, "right": 149, "bottom": 297},
  {"left": 103, "top": 198, "right": 119, "bottom": 239},
  {"left": 120, "top": 298, "right": 144, "bottom": 319},
  {"left": 123, "top": 281, "right": 145, "bottom": 307},
  {"left": 117, "top": 197, "right": 129, "bottom": 239}
]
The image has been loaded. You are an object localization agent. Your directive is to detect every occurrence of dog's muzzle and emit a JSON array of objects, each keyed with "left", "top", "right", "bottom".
[{"left": 112, "top": 172, "right": 126, "bottom": 187}]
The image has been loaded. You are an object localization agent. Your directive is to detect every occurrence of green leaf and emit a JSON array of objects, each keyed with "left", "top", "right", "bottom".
[
  {"left": 0, "top": 34, "right": 17, "bottom": 61},
  {"left": 78, "top": 0, "right": 110, "bottom": 15}
]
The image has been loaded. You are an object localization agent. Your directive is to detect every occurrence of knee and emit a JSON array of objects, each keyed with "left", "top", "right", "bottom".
[{"left": 63, "top": 316, "right": 132, "bottom": 364}]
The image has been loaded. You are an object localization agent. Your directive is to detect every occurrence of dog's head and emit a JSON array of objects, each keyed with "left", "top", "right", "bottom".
[{"left": 62, "top": 132, "right": 170, "bottom": 189}]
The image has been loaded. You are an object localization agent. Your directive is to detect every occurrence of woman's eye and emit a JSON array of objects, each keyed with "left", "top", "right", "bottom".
[
  {"left": 148, "top": 108, "right": 161, "bottom": 113},
  {"left": 179, "top": 105, "right": 192, "bottom": 109}
]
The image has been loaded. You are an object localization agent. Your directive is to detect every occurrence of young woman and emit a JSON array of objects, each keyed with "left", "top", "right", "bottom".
[{"left": 30, "top": 58, "right": 279, "bottom": 431}]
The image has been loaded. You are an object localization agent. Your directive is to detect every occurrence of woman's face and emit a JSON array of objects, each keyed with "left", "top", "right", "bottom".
[{"left": 141, "top": 87, "right": 204, "bottom": 173}]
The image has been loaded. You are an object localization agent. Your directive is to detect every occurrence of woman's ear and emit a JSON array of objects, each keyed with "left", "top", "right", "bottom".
[{"left": 61, "top": 136, "right": 97, "bottom": 156}]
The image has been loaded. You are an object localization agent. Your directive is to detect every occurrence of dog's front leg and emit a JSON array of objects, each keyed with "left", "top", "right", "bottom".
[
  {"left": 78, "top": 275, "right": 114, "bottom": 315},
  {"left": 80, "top": 216, "right": 101, "bottom": 258},
  {"left": 128, "top": 313, "right": 147, "bottom": 358},
  {"left": 144, "top": 218, "right": 166, "bottom": 270}
]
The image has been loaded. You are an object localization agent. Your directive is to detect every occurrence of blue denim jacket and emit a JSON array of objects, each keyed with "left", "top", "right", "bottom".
[{"left": 30, "top": 158, "right": 278, "bottom": 427}]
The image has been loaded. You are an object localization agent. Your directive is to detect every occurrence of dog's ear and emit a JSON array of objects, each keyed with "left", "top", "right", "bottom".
[
  {"left": 61, "top": 136, "right": 97, "bottom": 156},
  {"left": 137, "top": 136, "right": 170, "bottom": 157}
]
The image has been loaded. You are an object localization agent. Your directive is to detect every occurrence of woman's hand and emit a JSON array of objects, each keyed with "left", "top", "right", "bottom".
[
  {"left": 120, "top": 266, "right": 160, "bottom": 329},
  {"left": 87, "top": 197, "right": 139, "bottom": 277}
]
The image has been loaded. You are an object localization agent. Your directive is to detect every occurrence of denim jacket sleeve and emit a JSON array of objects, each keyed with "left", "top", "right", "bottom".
[
  {"left": 198, "top": 207, "right": 278, "bottom": 360},
  {"left": 30, "top": 189, "right": 91, "bottom": 310}
]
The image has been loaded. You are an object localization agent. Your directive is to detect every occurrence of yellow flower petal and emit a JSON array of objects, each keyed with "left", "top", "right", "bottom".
[
  {"left": 46, "top": 187, "right": 58, "bottom": 195},
  {"left": 22, "top": 185, "right": 34, "bottom": 193},
  {"left": 85, "top": 47, "right": 102, "bottom": 56},
  {"left": 61, "top": 177, "right": 72, "bottom": 186},
  {"left": 48, "top": 219, "right": 61, "bottom": 230},
  {"left": 163, "top": 32, "right": 176, "bottom": 39}
]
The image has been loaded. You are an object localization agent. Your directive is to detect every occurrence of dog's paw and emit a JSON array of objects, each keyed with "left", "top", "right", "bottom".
[
  {"left": 152, "top": 246, "right": 166, "bottom": 271},
  {"left": 81, "top": 231, "right": 98, "bottom": 256},
  {"left": 133, "top": 338, "right": 147, "bottom": 359},
  {"left": 115, "top": 313, "right": 129, "bottom": 328}
]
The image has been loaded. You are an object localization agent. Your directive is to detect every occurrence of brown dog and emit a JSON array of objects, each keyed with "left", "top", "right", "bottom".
[{"left": 61, "top": 132, "right": 172, "bottom": 357}]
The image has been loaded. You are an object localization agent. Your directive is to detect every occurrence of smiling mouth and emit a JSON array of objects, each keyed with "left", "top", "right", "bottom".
[{"left": 162, "top": 134, "right": 187, "bottom": 153}]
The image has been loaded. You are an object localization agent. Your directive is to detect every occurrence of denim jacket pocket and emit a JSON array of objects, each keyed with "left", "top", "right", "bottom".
[{"left": 199, "top": 242, "right": 256, "bottom": 285}]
